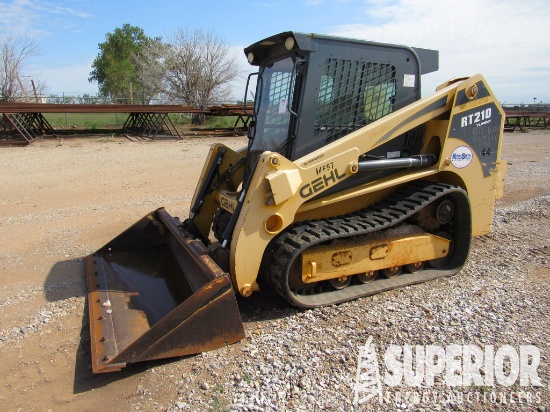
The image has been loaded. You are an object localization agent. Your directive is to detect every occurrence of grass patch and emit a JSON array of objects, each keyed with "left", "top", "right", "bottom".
[
  {"left": 169, "top": 113, "right": 192, "bottom": 125},
  {"left": 44, "top": 113, "right": 130, "bottom": 128},
  {"left": 170, "top": 115, "right": 240, "bottom": 128},
  {"left": 206, "top": 116, "right": 239, "bottom": 128},
  {"left": 84, "top": 120, "right": 103, "bottom": 129},
  {"left": 43, "top": 113, "right": 244, "bottom": 132}
]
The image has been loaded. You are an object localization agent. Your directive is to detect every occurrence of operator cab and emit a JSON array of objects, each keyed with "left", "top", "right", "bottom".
[{"left": 243, "top": 31, "right": 438, "bottom": 182}]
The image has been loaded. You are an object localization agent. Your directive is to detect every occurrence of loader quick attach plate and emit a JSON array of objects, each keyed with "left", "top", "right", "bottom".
[{"left": 85, "top": 208, "right": 245, "bottom": 373}]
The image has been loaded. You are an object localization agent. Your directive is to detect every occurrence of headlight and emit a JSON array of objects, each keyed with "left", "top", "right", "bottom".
[{"left": 284, "top": 36, "right": 295, "bottom": 50}]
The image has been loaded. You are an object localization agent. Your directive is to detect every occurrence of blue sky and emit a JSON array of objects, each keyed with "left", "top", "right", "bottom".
[{"left": 1, "top": 0, "right": 549, "bottom": 104}]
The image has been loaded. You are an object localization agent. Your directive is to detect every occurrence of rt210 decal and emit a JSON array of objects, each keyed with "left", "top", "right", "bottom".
[
  {"left": 460, "top": 107, "right": 492, "bottom": 128},
  {"left": 451, "top": 102, "right": 502, "bottom": 178}
]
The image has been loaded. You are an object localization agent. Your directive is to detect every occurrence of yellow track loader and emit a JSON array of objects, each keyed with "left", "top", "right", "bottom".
[{"left": 85, "top": 32, "right": 506, "bottom": 372}]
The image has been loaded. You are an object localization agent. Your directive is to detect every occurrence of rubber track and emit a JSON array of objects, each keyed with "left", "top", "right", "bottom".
[{"left": 266, "top": 181, "right": 470, "bottom": 309}]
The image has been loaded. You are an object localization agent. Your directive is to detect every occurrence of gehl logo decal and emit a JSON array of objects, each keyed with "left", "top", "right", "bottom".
[{"left": 299, "top": 167, "right": 347, "bottom": 198}]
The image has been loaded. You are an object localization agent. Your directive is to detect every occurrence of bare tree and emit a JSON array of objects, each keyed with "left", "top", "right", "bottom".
[
  {"left": 132, "top": 38, "right": 168, "bottom": 104},
  {"left": 0, "top": 33, "right": 41, "bottom": 102},
  {"left": 162, "top": 28, "right": 240, "bottom": 122}
]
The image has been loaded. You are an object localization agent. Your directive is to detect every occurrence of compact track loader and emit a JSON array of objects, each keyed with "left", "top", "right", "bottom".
[{"left": 86, "top": 32, "right": 506, "bottom": 372}]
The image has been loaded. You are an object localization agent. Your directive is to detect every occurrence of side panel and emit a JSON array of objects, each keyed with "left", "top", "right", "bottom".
[{"left": 442, "top": 77, "right": 505, "bottom": 235}]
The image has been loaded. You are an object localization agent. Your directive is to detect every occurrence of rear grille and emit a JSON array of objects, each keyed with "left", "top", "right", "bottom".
[{"left": 315, "top": 59, "right": 396, "bottom": 143}]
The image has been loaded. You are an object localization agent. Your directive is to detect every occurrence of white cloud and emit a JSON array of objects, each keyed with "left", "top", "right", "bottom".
[
  {"left": 37, "top": 62, "right": 97, "bottom": 95},
  {"left": 331, "top": 0, "right": 550, "bottom": 102},
  {"left": 0, "top": 0, "right": 91, "bottom": 36}
]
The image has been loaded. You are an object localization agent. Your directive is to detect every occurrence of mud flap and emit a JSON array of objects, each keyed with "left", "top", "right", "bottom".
[{"left": 85, "top": 208, "right": 245, "bottom": 373}]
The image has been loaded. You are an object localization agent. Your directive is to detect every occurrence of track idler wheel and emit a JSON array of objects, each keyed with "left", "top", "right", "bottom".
[
  {"left": 429, "top": 232, "right": 454, "bottom": 269},
  {"left": 436, "top": 199, "right": 455, "bottom": 224},
  {"left": 288, "top": 258, "right": 320, "bottom": 295},
  {"left": 356, "top": 270, "right": 378, "bottom": 284}
]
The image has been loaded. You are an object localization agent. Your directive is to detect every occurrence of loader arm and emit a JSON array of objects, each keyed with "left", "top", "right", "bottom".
[{"left": 187, "top": 143, "right": 247, "bottom": 242}]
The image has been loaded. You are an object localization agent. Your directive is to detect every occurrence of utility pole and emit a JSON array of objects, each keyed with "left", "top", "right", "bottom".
[
  {"left": 16, "top": 76, "right": 28, "bottom": 102},
  {"left": 31, "top": 79, "right": 39, "bottom": 103}
]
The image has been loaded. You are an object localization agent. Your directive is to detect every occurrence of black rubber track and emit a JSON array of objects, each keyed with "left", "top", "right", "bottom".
[{"left": 264, "top": 181, "right": 472, "bottom": 309}]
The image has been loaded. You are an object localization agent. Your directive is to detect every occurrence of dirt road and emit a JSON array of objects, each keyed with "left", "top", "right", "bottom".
[{"left": 1, "top": 132, "right": 548, "bottom": 411}]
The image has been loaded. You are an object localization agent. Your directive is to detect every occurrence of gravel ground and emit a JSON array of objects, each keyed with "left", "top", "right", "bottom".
[{"left": 0, "top": 131, "right": 548, "bottom": 411}]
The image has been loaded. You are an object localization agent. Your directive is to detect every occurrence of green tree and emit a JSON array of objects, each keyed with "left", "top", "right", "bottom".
[{"left": 89, "top": 24, "right": 163, "bottom": 103}]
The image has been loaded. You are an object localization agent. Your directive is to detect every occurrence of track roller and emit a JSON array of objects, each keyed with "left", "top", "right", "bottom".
[
  {"left": 356, "top": 270, "right": 378, "bottom": 284},
  {"left": 329, "top": 276, "right": 352, "bottom": 290},
  {"left": 383, "top": 266, "right": 402, "bottom": 278},
  {"left": 405, "top": 261, "right": 425, "bottom": 273}
]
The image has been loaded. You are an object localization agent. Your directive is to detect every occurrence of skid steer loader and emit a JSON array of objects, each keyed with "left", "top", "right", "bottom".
[{"left": 85, "top": 31, "right": 506, "bottom": 372}]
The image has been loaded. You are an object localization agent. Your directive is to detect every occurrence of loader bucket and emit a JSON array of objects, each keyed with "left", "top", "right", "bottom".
[{"left": 85, "top": 208, "right": 245, "bottom": 373}]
